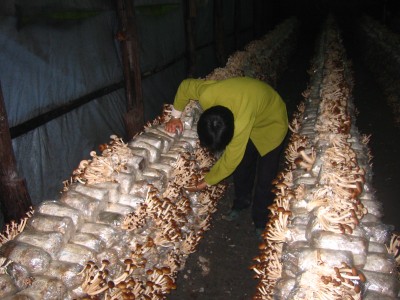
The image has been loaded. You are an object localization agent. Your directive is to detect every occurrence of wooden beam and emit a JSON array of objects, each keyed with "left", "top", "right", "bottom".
[
  {"left": 0, "top": 82, "right": 32, "bottom": 225},
  {"left": 116, "top": 0, "right": 144, "bottom": 140},
  {"left": 10, "top": 82, "right": 124, "bottom": 139}
]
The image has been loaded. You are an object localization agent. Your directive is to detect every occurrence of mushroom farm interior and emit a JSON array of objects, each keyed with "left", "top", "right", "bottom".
[{"left": 0, "top": 1, "right": 399, "bottom": 299}]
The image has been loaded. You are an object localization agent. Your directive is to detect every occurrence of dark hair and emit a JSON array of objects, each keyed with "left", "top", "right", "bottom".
[{"left": 197, "top": 105, "right": 234, "bottom": 153}]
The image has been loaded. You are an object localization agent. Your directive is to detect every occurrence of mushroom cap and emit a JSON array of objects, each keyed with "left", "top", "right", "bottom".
[
  {"left": 294, "top": 157, "right": 304, "bottom": 165},
  {"left": 358, "top": 272, "right": 366, "bottom": 282},
  {"left": 102, "top": 259, "right": 110, "bottom": 266},
  {"left": 275, "top": 182, "right": 288, "bottom": 190},
  {"left": 116, "top": 281, "right": 127, "bottom": 289},
  {"left": 297, "top": 146, "right": 306, "bottom": 152}
]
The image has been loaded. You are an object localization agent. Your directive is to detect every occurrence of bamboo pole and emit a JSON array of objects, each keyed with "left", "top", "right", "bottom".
[
  {"left": 0, "top": 83, "right": 32, "bottom": 225},
  {"left": 116, "top": 0, "right": 144, "bottom": 140}
]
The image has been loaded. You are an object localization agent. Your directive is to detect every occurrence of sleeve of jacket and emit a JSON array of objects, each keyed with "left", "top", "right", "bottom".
[
  {"left": 172, "top": 79, "right": 204, "bottom": 112},
  {"left": 204, "top": 116, "right": 255, "bottom": 185}
]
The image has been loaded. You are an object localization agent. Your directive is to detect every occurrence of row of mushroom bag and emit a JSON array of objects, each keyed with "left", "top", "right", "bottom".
[
  {"left": 0, "top": 16, "right": 301, "bottom": 299},
  {"left": 0, "top": 101, "right": 206, "bottom": 298},
  {"left": 206, "top": 16, "right": 299, "bottom": 83},
  {"left": 251, "top": 16, "right": 400, "bottom": 300}
]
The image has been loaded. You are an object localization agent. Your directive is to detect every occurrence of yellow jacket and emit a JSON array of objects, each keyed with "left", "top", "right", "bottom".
[{"left": 172, "top": 76, "right": 288, "bottom": 185}]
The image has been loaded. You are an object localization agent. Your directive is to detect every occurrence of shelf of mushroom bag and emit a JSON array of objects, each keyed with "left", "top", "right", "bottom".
[{"left": 251, "top": 16, "right": 399, "bottom": 300}]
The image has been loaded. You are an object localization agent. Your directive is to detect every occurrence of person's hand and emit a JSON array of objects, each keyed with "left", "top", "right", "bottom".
[
  {"left": 165, "top": 118, "right": 183, "bottom": 134},
  {"left": 185, "top": 180, "right": 208, "bottom": 192}
]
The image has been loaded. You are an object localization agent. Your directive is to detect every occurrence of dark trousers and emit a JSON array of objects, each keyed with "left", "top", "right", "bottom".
[{"left": 232, "top": 139, "right": 284, "bottom": 229}]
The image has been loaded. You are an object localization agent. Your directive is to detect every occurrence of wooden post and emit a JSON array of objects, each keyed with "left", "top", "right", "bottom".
[
  {"left": 116, "top": 0, "right": 144, "bottom": 140},
  {"left": 214, "top": 0, "right": 225, "bottom": 67},
  {"left": 0, "top": 82, "right": 32, "bottom": 225},
  {"left": 184, "top": 0, "right": 197, "bottom": 77}
]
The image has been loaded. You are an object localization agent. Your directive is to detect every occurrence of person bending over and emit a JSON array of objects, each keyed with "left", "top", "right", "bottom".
[{"left": 165, "top": 76, "right": 288, "bottom": 235}]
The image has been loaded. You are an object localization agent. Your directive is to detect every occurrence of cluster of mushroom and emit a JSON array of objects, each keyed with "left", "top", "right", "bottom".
[
  {"left": 63, "top": 135, "right": 132, "bottom": 188},
  {"left": 285, "top": 134, "right": 315, "bottom": 173},
  {"left": 0, "top": 208, "right": 34, "bottom": 246},
  {"left": 0, "top": 256, "right": 12, "bottom": 275},
  {"left": 75, "top": 147, "right": 226, "bottom": 299},
  {"left": 312, "top": 144, "right": 367, "bottom": 235},
  {"left": 250, "top": 169, "right": 294, "bottom": 299},
  {"left": 387, "top": 232, "right": 400, "bottom": 277},
  {"left": 293, "top": 263, "right": 365, "bottom": 299},
  {"left": 252, "top": 16, "right": 399, "bottom": 299},
  {"left": 206, "top": 17, "right": 299, "bottom": 85}
]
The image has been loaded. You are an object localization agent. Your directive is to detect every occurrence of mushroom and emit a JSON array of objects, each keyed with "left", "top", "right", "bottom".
[
  {"left": 264, "top": 209, "right": 291, "bottom": 244},
  {"left": 288, "top": 117, "right": 301, "bottom": 133},
  {"left": 89, "top": 281, "right": 115, "bottom": 296},
  {"left": 0, "top": 256, "right": 12, "bottom": 275},
  {"left": 112, "top": 259, "right": 136, "bottom": 284},
  {"left": 386, "top": 232, "right": 400, "bottom": 266},
  {"left": 294, "top": 156, "right": 313, "bottom": 172},
  {"left": 82, "top": 268, "right": 109, "bottom": 295},
  {"left": 0, "top": 207, "right": 34, "bottom": 246},
  {"left": 274, "top": 182, "right": 288, "bottom": 196},
  {"left": 181, "top": 231, "right": 203, "bottom": 255},
  {"left": 297, "top": 146, "right": 316, "bottom": 165},
  {"left": 285, "top": 134, "right": 309, "bottom": 166}
]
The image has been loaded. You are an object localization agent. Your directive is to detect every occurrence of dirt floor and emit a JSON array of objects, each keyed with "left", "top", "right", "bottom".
[{"left": 169, "top": 15, "right": 400, "bottom": 300}]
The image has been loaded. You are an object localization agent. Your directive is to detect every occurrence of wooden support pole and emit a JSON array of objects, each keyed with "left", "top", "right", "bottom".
[
  {"left": 116, "top": 0, "right": 144, "bottom": 140},
  {"left": 184, "top": 0, "right": 197, "bottom": 77},
  {"left": 214, "top": 0, "right": 225, "bottom": 67},
  {"left": 0, "top": 83, "right": 32, "bottom": 225}
]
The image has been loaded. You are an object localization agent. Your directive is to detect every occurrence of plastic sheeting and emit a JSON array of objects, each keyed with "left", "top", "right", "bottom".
[
  {"left": 1, "top": 12, "right": 122, "bottom": 126},
  {"left": 0, "top": 7, "right": 127, "bottom": 207},
  {"left": 0, "top": 1, "right": 186, "bottom": 209},
  {"left": 11, "top": 92, "right": 127, "bottom": 205}
]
